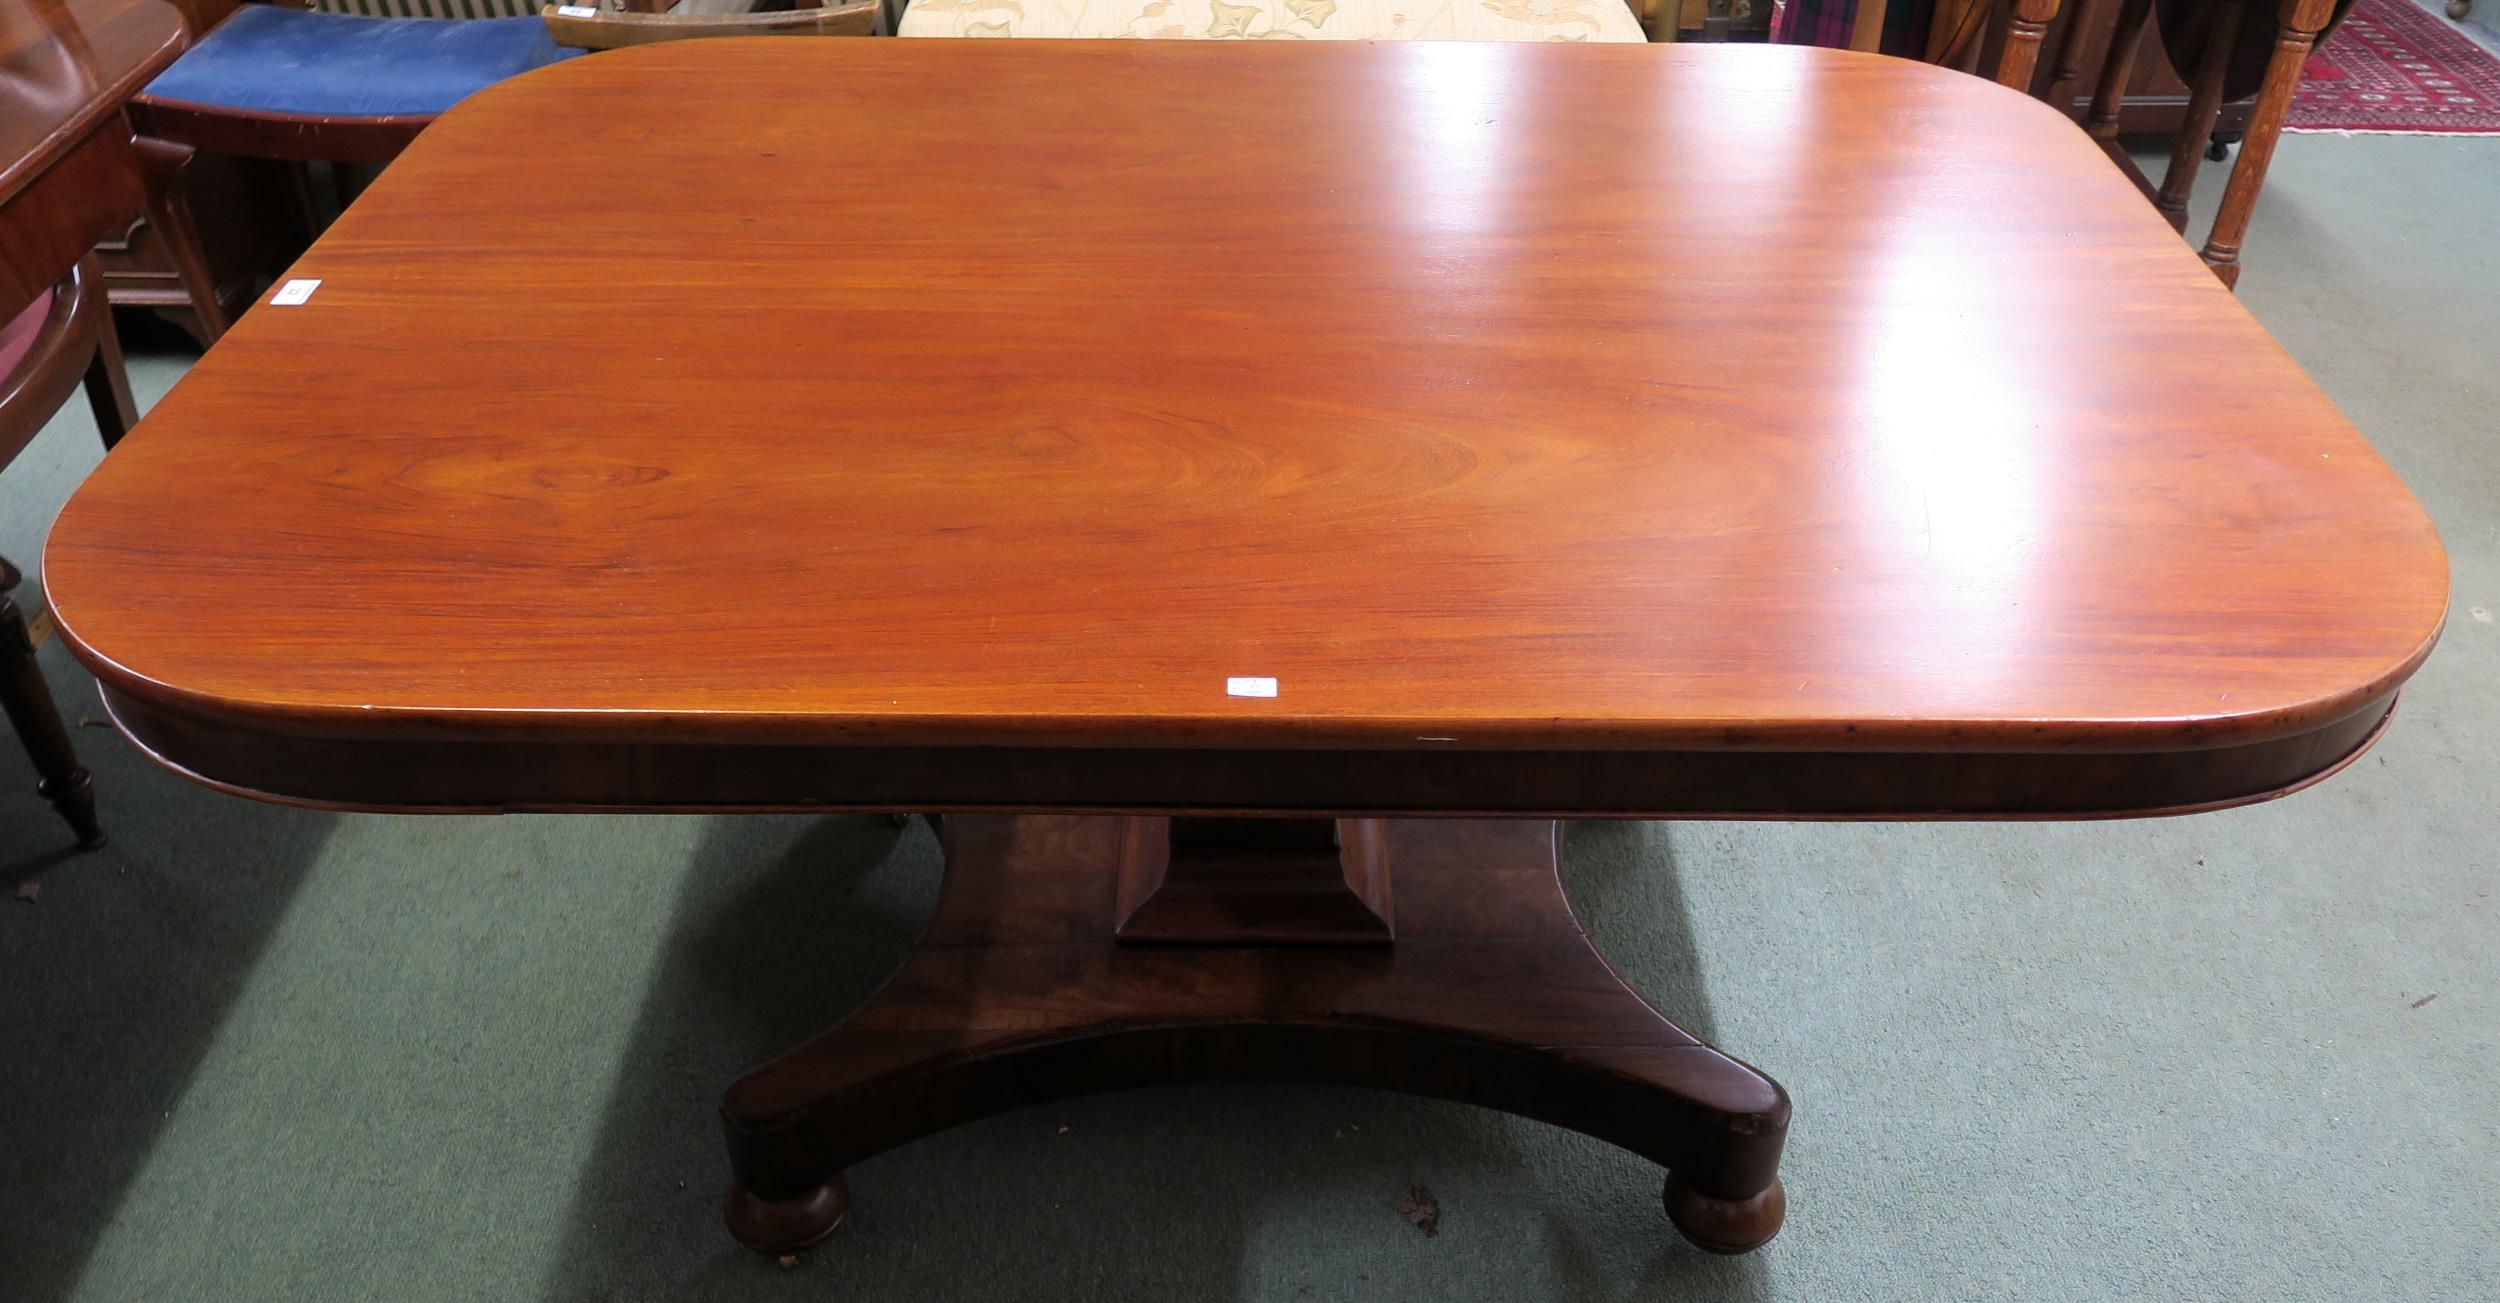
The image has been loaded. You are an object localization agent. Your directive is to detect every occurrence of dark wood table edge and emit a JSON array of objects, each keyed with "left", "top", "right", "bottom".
[
  {"left": 90, "top": 678, "right": 2401, "bottom": 821},
  {"left": 44, "top": 585, "right": 2443, "bottom": 758}
]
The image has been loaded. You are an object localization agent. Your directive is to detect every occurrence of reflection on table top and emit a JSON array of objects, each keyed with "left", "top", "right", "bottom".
[{"left": 46, "top": 41, "right": 2446, "bottom": 768}]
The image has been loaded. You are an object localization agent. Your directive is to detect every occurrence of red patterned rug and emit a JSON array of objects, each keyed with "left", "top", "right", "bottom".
[{"left": 2291, "top": 0, "right": 2500, "bottom": 133}]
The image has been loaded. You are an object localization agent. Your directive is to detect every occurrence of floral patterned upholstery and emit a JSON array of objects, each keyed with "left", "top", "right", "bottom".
[{"left": 896, "top": 0, "right": 1650, "bottom": 42}]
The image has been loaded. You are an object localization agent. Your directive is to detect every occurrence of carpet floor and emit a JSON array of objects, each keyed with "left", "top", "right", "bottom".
[
  {"left": 2293, "top": 0, "right": 2500, "bottom": 135},
  {"left": 0, "top": 131, "right": 2493, "bottom": 1301}
]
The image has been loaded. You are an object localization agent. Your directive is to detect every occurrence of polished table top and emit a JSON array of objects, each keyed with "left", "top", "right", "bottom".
[
  {"left": 44, "top": 40, "right": 2447, "bottom": 816},
  {"left": 1, "top": 0, "right": 182, "bottom": 203}
]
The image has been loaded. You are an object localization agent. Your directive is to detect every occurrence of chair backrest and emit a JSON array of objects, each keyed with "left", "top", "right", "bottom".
[
  {"left": 1853, "top": 0, "right": 2065, "bottom": 88},
  {"left": 540, "top": 0, "right": 877, "bottom": 48}
]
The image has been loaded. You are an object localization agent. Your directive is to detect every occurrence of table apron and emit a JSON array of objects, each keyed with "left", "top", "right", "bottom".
[
  {"left": 0, "top": 118, "right": 144, "bottom": 323},
  {"left": 96, "top": 684, "right": 2396, "bottom": 821}
]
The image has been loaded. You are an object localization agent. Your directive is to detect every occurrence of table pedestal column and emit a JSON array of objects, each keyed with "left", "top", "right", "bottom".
[{"left": 719, "top": 814, "right": 1789, "bottom": 1256}]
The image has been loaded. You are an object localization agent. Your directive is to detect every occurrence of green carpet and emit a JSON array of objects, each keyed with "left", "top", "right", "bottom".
[{"left": 2, "top": 129, "right": 2493, "bottom": 1301}]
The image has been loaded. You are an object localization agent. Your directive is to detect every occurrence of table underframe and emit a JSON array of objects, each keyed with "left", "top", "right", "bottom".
[{"left": 717, "top": 814, "right": 1790, "bottom": 1257}]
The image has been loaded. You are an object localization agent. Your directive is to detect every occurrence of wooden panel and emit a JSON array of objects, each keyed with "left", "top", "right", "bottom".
[
  {"left": 46, "top": 41, "right": 2447, "bottom": 812},
  {"left": 0, "top": 120, "right": 142, "bottom": 321}
]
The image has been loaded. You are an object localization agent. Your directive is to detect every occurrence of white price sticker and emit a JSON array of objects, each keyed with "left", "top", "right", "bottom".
[
  {"left": 270, "top": 278, "right": 321, "bottom": 306},
  {"left": 555, "top": 5, "right": 595, "bottom": 15},
  {"left": 1225, "top": 677, "right": 1278, "bottom": 698}
]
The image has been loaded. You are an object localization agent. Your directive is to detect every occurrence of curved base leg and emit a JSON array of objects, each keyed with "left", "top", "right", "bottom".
[
  {"left": 721, "top": 815, "right": 1788, "bottom": 1258},
  {"left": 723, "top": 1173, "right": 848, "bottom": 1256},
  {"left": 1664, "top": 1172, "right": 1787, "bottom": 1254}
]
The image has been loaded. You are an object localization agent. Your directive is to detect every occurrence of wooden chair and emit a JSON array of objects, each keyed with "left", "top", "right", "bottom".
[
  {"left": 541, "top": 0, "right": 879, "bottom": 49},
  {"left": 0, "top": 0, "right": 180, "bottom": 851},
  {"left": 1918, "top": 0, "right": 2346, "bottom": 287},
  {"left": 2086, "top": 0, "right": 2348, "bottom": 287},
  {"left": 131, "top": 0, "right": 580, "bottom": 341},
  {"left": 0, "top": 260, "right": 126, "bottom": 851}
]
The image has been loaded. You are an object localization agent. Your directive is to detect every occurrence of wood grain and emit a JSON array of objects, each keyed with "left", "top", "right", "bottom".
[{"left": 45, "top": 40, "right": 2448, "bottom": 812}]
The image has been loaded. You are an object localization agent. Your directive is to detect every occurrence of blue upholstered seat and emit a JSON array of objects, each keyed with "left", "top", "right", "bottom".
[{"left": 143, "top": 5, "right": 575, "bottom": 119}]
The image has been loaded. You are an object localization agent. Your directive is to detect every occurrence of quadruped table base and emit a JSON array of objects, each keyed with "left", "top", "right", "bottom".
[{"left": 718, "top": 814, "right": 1790, "bottom": 1257}]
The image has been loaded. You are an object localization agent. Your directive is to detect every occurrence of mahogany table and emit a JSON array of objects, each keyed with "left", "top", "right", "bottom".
[{"left": 44, "top": 39, "right": 2447, "bottom": 1259}]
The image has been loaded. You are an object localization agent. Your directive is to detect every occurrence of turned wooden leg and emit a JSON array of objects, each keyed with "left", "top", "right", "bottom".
[
  {"left": 2086, "top": 0, "right": 2157, "bottom": 140},
  {"left": 2201, "top": 0, "right": 2338, "bottom": 288},
  {"left": 1995, "top": 0, "right": 2068, "bottom": 91},
  {"left": 0, "top": 560, "right": 103, "bottom": 850},
  {"left": 74, "top": 255, "right": 139, "bottom": 450},
  {"left": 2156, "top": 0, "right": 2249, "bottom": 232},
  {"left": 133, "top": 136, "right": 232, "bottom": 343},
  {"left": 720, "top": 815, "right": 1789, "bottom": 1258},
  {"left": 2042, "top": 0, "right": 2107, "bottom": 107}
]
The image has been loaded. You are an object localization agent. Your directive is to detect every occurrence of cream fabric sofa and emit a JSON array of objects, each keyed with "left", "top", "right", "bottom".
[{"left": 895, "top": 0, "right": 1650, "bottom": 42}]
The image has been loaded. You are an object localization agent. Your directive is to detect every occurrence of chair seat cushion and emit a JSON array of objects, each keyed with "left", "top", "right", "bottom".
[
  {"left": 143, "top": 6, "right": 574, "bottom": 119},
  {"left": 0, "top": 290, "right": 55, "bottom": 388},
  {"left": 898, "top": 0, "right": 1649, "bottom": 41}
]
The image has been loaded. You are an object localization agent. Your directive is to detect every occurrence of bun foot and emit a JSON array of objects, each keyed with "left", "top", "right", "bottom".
[
  {"left": 724, "top": 1174, "right": 849, "bottom": 1256},
  {"left": 1662, "top": 1173, "right": 1785, "bottom": 1255}
]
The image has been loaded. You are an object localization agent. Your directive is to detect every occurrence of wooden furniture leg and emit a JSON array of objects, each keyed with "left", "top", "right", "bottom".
[
  {"left": 133, "top": 135, "right": 232, "bottom": 343},
  {"left": 2154, "top": 0, "right": 2248, "bottom": 232},
  {"left": 2075, "top": 0, "right": 2182, "bottom": 206},
  {"left": 0, "top": 557, "right": 103, "bottom": 849},
  {"left": 1642, "top": 0, "right": 1681, "bottom": 41},
  {"left": 74, "top": 254, "right": 138, "bottom": 449},
  {"left": 2041, "top": 0, "right": 2107, "bottom": 106},
  {"left": 2085, "top": 0, "right": 2156, "bottom": 139},
  {"left": 2200, "top": 0, "right": 2337, "bottom": 288},
  {"left": 1850, "top": 0, "right": 1890, "bottom": 51},
  {"left": 720, "top": 815, "right": 1790, "bottom": 1257},
  {"left": 1996, "top": 0, "right": 2067, "bottom": 89}
]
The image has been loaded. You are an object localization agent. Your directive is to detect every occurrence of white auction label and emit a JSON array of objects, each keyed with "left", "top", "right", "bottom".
[
  {"left": 270, "top": 278, "right": 322, "bottom": 306},
  {"left": 1226, "top": 677, "right": 1278, "bottom": 698},
  {"left": 555, "top": 5, "right": 595, "bottom": 15}
]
